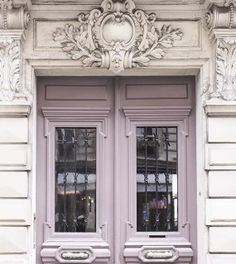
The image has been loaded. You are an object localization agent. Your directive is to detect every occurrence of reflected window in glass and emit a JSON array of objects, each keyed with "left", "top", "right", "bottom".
[
  {"left": 137, "top": 127, "right": 178, "bottom": 232},
  {"left": 55, "top": 128, "right": 96, "bottom": 232}
]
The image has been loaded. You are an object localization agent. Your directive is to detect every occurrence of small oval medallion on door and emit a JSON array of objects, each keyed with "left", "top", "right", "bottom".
[
  {"left": 144, "top": 250, "right": 173, "bottom": 259},
  {"left": 61, "top": 251, "right": 90, "bottom": 260},
  {"left": 138, "top": 246, "right": 179, "bottom": 263}
]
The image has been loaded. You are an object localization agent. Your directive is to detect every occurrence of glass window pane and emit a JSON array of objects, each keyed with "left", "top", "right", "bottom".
[
  {"left": 55, "top": 128, "right": 96, "bottom": 232},
  {"left": 137, "top": 127, "right": 178, "bottom": 232}
]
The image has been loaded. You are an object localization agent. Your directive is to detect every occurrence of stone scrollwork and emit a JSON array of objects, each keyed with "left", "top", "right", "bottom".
[
  {"left": 53, "top": 0, "right": 183, "bottom": 73},
  {"left": 215, "top": 38, "right": 236, "bottom": 100},
  {"left": 206, "top": 0, "right": 236, "bottom": 30},
  {"left": 0, "top": 0, "right": 30, "bottom": 30}
]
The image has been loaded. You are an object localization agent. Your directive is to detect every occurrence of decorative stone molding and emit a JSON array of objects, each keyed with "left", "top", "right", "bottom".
[
  {"left": 206, "top": 1, "right": 236, "bottom": 30},
  {"left": 0, "top": 0, "right": 30, "bottom": 30},
  {"left": 0, "top": 35, "right": 31, "bottom": 102},
  {"left": 206, "top": 1, "right": 236, "bottom": 101},
  {"left": 0, "top": 0, "right": 31, "bottom": 102},
  {"left": 215, "top": 38, "right": 236, "bottom": 100},
  {"left": 0, "top": 38, "right": 21, "bottom": 101},
  {"left": 53, "top": 0, "right": 183, "bottom": 73},
  {"left": 0, "top": 102, "right": 31, "bottom": 116},
  {"left": 204, "top": 100, "right": 236, "bottom": 116}
]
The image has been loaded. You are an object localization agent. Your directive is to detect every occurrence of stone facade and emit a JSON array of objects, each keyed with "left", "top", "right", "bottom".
[{"left": 0, "top": 0, "right": 235, "bottom": 263}]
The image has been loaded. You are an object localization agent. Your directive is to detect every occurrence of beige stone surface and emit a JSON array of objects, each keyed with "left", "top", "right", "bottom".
[
  {"left": 208, "top": 254, "right": 236, "bottom": 264},
  {"left": 0, "top": 118, "right": 28, "bottom": 143},
  {"left": 208, "top": 118, "right": 236, "bottom": 142},
  {"left": 209, "top": 171, "right": 236, "bottom": 197},
  {"left": 0, "top": 145, "right": 30, "bottom": 170},
  {"left": 0, "top": 199, "right": 31, "bottom": 225},
  {"left": 206, "top": 199, "right": 236, "bottom": 225},
  {"left": 0, "top": 227, "right": 27, "bottom": 253},
  {"left": 206, "top": 144, "right": 236, "bottom": 169},
  {"left": 209, "top": 227, "right": 236, "bottom": 253},
  {"left": 0, "top": 172, "right": 28, "bottom": 198},
  {"left": 0, "top": 255, "right": 28, "bottom": 264}
]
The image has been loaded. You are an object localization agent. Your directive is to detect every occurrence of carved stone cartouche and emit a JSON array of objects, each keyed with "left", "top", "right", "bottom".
[{"left": 53, "top": 0, "right": 183, "bottom": 73}]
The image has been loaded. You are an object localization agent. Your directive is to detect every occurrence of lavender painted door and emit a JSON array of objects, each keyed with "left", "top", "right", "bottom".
[{"left": 37, "top": 76, "right": 196, "bottom": 264}]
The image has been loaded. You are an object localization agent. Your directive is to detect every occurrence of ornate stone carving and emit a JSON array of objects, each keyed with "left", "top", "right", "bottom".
[
  {"left": 0, "top": 39, "right": 28, "bottom": 101},
  {"left": 206, "top": 0, "right": 236, "bottom": 30},
  {"left": 205, "top": 2, "right": 236, "bottom": 101},
  {"left": 0, "top": 0, "right": 31, "bottom": 102},
  {"left": 225, "top": 0, "right": 236, "bottom": 7},
  {"left": 1, "top": 0, "right": 12, "bottom": 29},
  {"left": 215, "top": 38, "right": 236, "bottom": 100},
  {"left": 0, "top": 0, "right": 30, "bottom": 30},
  {"left": 53, "top": 0, "right": 183, "bottom": 73}
]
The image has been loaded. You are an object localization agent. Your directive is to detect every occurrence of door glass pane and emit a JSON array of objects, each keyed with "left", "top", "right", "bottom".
[
  {"left": 137, "top": 127, "right": 178, "bottom": 232},
  {"left": 55, "top": 128, "right": 96, "bottom": 232}
]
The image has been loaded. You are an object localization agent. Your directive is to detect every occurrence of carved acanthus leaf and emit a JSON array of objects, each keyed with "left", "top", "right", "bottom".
[
  {"left": 215, "top": 38, "right": 236, "bottom": 100},
  {"left": 53, "top": 0, "right": 183, "bottom": 73},
  {"left": 0, "top": 39, "right": 29, "bottom": 102}
]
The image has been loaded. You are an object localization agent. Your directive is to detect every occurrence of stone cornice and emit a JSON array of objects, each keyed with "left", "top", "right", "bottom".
[
  {"left": 31, "top": 0, "right": 205, "bottom": 5},
  {"left": 208, "top": 28, "right": 236, "bottom": 42},
  {"left": 0, "top": 102, "right": 31, "bottom": 116}
]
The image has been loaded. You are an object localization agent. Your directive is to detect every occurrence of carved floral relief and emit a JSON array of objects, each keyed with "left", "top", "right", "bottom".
[
  {"left": 0, "top": 0, "right": 30, "bottom": 102},
  {"left": 215, "top": 38, "right": 236, "bottom": 100},
  {"left": 0, "top": 39, "right": 27, "bottom": 101},
  {"left": 205, "top": 1, "right": 236, "bottom": 101},
  {"left": 53, "top": 0, "right": 183, "bottom": 73}
]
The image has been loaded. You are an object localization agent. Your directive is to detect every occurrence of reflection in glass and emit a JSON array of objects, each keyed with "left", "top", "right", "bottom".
[
  {"left": 55, "top": 128, "right": 96, "bottom": 232},
  {"left": 137, "top": 127, "right": 178, "bottom": 232}
]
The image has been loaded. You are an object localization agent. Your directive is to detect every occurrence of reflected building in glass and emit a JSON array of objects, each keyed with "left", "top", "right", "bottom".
[
  {"left": 55, "top": 128, "right": 96, "bottom": 232},
  {"left": 136, "top": 127, "right": 178, "bottom": 232}
]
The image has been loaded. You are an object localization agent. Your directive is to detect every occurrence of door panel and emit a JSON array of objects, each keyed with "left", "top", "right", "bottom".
[
  {"left": 118, "top": 77, "right": 196, "bottom": 264},
  {"left": 37, "top": 76, "right": 196, "bottom": 264},
  {"left": 37, "top": 77, "right": 114, "bottom": 264}
]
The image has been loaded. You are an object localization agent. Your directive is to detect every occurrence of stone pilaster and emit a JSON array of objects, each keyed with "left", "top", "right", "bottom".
[
  {"left": 0, "top": 1, "right": 31, "bottom": 263},
  {"left": 205, "top": 2, "right": 236, "bottom": 263}
]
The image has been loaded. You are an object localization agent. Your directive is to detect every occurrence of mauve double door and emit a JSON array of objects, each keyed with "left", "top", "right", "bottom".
[{"left": 37, "top": 76, "right": 196, "bottom": 264}]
